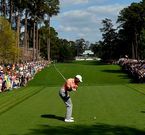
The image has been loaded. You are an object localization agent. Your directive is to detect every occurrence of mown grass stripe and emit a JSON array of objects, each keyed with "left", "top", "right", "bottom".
[
  {"left": 0, "top": 86, "right": 36, "bottom": 98},
  {"left": 0, "top": 87, "right": 41, "bottom": 104},
  {"left": 0, "top": 86, "right": 45, "bottom": 115},
  {"left": 126, "top": 84, "right": 145, "bottom": 95},
  {"left": 0, "top": 87, "right": 40, "bottom": 109}
]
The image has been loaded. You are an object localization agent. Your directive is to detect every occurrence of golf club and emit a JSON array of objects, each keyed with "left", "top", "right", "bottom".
[{"left": 53, "top": 62, "right": 66, "bottom": 81}]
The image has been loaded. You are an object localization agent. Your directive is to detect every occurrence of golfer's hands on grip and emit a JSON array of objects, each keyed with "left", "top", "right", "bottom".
[
  {"left": 72, "top": 88, "right": 77, "bottom": 91},
  {"left": 71, "top": 85, "right": 78, "bottom": 91},
  {"left": 66, "top": 82, "right": 78, "bottom": 91}
]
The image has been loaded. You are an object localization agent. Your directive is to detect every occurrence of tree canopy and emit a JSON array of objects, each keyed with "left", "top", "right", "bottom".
[{"left": 0, "top": 17, "right": 19, "bottom": 63}]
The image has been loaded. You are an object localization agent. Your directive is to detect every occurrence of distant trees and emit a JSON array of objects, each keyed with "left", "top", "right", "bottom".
[
  {"left": 99, "top": 18, "right": 118, "bottom": 60},
  {"left": 75, "top": 38, "right": 86, "bottom": 56},
  {"left": 39, "top": 25, "right": 59, "bottom": 60},
  {"left": 90, "top": 41, "right": 103, "bottom": 58},
  {"left": 39, "top": 25, "right": 77, "bottom": 62},
  {"left": 117, "top": 1, "right": 145, "bottom": 59},
  {"left": 91, "top": 0, "right": 145, "bottom": 61}
]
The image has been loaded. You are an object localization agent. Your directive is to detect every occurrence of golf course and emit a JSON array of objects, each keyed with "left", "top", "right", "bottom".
[{"left": 0, "top": 61, "right": 145, "bottom": 135}]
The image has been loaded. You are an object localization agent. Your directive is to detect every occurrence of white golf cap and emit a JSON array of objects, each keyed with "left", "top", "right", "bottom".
[{"left": 75, "top": 75, "right": 83, "bottom": 82}]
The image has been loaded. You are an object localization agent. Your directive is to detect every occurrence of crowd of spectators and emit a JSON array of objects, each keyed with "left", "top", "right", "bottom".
[
  {"left": 118, "top": 55, "right": 145, "bottom": 82},
  {"left": 0, "top": 60, "right": 48, "bottom": 93}
]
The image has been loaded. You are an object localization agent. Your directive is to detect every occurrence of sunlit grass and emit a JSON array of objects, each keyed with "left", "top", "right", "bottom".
[{"left": 0, "top": 61, "right": 145, "bottom": 135}]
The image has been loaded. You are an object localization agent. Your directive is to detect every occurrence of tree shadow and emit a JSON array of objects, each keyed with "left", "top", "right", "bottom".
[
  {"left": 73, "top": 61, "right": 108, "bottom": 66},
  {"left": 102, "top": 69, "right": 136, "bottom": 83},
  {"left": 26, "top": 123, "right": 145, "bottom": 135},
  {"left": 41, "top": 114, "right": 64, "bottom": 121},
  {"left": 102, "top": 69, "right": 124, "bottom": 74}
]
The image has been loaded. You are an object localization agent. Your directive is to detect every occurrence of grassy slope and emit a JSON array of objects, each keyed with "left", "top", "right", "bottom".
[{"left": 0, "top": 61, "right": 145, "bottom": 135}]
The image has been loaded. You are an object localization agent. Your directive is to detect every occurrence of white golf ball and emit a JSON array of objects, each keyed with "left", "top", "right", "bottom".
[{"left": 94, "top": 117, "right": 96, "bottom": 119}]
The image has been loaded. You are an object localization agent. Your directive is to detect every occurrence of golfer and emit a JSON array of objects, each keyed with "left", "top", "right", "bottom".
[{"left": 59, "top": 75, "right": 82, "bottom": 122}]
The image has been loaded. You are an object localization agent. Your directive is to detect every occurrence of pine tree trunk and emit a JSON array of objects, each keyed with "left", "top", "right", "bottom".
[
  {"left": 16, "top": 10, "right": 20, "bottom": 62},
  {"left": 38, "top": 36, "right": 40, "bottom": 59},
  {"left": 24, "top": 10, "right": 28, "bottom": 61},
  {"left": 47, "top": 15, "right": 50, "bottom": 61},
  {"left": 27, "top": 32, "right": 29, "bottom": 60},
  {"left": 0, "top": 1, "right": 2, "bottom": 16},
  {"left": 9, "top": 0, "right": 13, "bottom": 23},
  {"left": 36, "top": 22, "right": 38, "bottom": 60},
  {"left": 134, "top": 32, "right": 138, "bottom": 59},
  {"left": 33, "top": 21, "right": 36, "bottom": 61},
  {"left": 131, "top": 41, "right": 135, "bottom": 59},
  {"left": 2, "top": 0, "right": 6, "bottom": 17},
  {"left": 47, "top": 38, "right": 50, "bottom": 61}
]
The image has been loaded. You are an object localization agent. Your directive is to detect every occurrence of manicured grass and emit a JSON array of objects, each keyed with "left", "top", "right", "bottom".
[
  {"left": 0, "top": 61, "right": 145, "bottom": 135},
  {"left": 28, "top": 61, "right": 131, "bottom": 86}
]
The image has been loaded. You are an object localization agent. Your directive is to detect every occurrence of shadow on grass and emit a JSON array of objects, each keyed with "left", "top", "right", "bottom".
[
  {"left": 41, "top": 114, "right": 64, "bottom": 121},
  {"left": 102, "top": 69, "right": 124, "bottom": 74},
  {"left": 141, "top": 111, "right": 145, "bottom": 113},
  {"left": 26, "top": 123, "right": 145, "bottom": 135},
  {"left": 73, "top": 61, "right": 108, "bottom": 66},
  {"left": 102, "top": 69, "right": 136, "bottom": 83}
]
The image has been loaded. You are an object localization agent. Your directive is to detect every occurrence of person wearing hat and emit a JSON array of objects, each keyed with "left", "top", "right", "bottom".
[{"left": 59, "top": 75, "right": 82, "bottom": 122}]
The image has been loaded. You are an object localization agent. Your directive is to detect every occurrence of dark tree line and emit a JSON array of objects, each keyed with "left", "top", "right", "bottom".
[{"left": 91, "top": 0, "right": 145, "bottom": 61}]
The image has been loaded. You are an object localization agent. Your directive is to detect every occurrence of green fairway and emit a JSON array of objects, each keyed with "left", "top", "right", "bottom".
[{"left": 0, "top": 61, "right": 145, "bottom": 135}]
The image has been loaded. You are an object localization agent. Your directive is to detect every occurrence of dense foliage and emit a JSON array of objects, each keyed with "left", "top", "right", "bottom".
[
  {"left": 91, "top": 0, "right": 145, "bottom": 61},
  {"left": 0, "top": 17, "right": 19, "bottom": 63}
]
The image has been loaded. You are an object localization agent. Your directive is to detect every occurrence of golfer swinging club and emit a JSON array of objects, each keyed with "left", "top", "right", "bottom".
[{"left": 59, "top": 75, "right": 83, "bottom": 122}]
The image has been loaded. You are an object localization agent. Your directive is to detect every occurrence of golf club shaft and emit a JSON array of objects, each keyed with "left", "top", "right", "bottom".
[{"left": 53, "top": 63, "right": 66, "bottom": 81}]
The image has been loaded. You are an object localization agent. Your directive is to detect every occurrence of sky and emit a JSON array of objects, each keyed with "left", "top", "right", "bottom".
[{"left": 51, "top": 0, "right": 141, "bottom": 43}]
